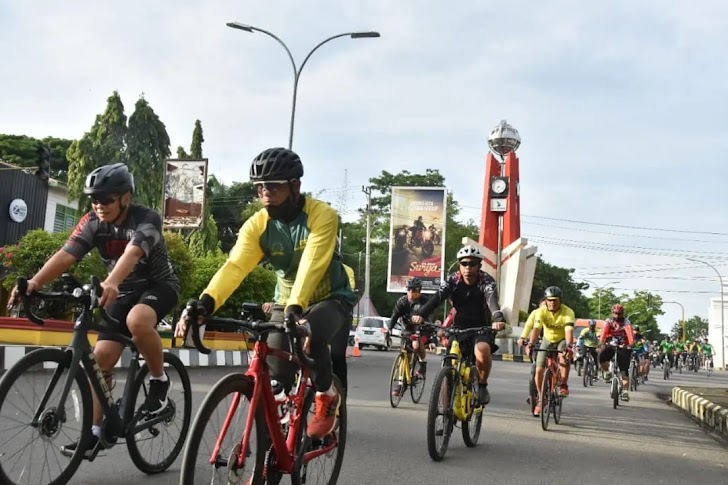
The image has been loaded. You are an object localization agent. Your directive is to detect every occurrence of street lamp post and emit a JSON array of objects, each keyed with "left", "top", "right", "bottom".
[
  {"left": 581, "top": 279, "right": 619, "bottom": 319},
  {"left": 686, "top": 258, "right": 724, "bottom": 369},
  {"left": 663, "top": 301, "right": 685, "bottom": 342},
  {"left": 226, "top": 22, "right": 380, "bottom": 149}
]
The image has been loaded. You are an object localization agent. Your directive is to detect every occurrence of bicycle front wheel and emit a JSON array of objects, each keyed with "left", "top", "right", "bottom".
[
  {"left": 291, "top": 376, "right": 347, "bottom": 485},
  {"left": 540, "top": 369, "right": 552, "bottom": 431},
  {"left": 611, "top": 378, "right": 619, "bottom": 409},
  {"left": 126, "top": 352, "right": 192, "bottom": 474},
  {"left": 427, "top": 366, "right": 456, "bottom": 461},
  {"left": 179, "top": 373, "right": 266, "bottom": 485},
  {"left": 462, "top": 365, "right": 482, "bottom": 447},
  {"left": 0, "top": 347, "right": 93, "bottom": 485},
  {"left": 410, "top": 359, "right": 426, "bottom": 404},
  {"left": 389, "top": 353, "right": 406, "bottom": 408}
]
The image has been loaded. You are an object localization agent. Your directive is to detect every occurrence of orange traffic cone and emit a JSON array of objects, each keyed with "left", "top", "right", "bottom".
[{"left": 352, "top": 337, "right": 361, "bottom": 358}]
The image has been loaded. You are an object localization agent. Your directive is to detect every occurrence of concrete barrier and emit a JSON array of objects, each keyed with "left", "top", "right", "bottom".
[{"left": 671, "top": 386, "right": 728, "bottom": 441}]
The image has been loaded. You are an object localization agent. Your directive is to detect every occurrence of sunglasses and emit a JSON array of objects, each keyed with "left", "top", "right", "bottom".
[
  {"left": 254, "top": 179, "right": 292, "bottom": 194},
  {"left": 407, "top": 287, "right": 421, "bottom": 292},
  {"left": 459, "top": 260, "right": 480, "bottom": 268},
  {"left": 91, "top": 195, "right": 118, "bottom": 206}
]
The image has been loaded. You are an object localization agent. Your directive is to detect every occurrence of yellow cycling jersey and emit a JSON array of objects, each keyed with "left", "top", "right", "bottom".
[
  {"left": 519, "top": 308, "right": 540, "bottom": 339},
  {"left": 532, "top": 304, "right": 575, "bottom": 343},
  {"left": 202, "top": 197, "right": 356, "bottom": 312}
]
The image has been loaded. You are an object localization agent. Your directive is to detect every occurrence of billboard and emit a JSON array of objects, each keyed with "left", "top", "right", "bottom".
[
  {"left": 162, "top": 159, "right": 208, "bottom": 229},
  {"left": 387, "top": 186, "right": 447, "bottom": 293}
]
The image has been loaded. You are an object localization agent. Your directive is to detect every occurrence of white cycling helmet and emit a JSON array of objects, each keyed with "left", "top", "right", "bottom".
[{"left": 457, "top": 245, "right": 484, "bottom": 261}]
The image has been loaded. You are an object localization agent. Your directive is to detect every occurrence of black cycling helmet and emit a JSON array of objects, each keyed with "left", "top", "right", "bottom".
[
  {"left": 83, "top": 163, "right": 135, "bottom": 196},
  {"left": 406, "top": 277, "right": 422, "bottom": 290},
  {"left": 589, "top": 319, "right": 597, "bottom": 328},
  {"left": 544, "top": 286, "right": 562, "bottom": 300},
  {"left": 249, "top": 148, "right": 304, "bottom": 182},
  {"left": 633, "top": 325, "right": 640, "bottom": 331}
]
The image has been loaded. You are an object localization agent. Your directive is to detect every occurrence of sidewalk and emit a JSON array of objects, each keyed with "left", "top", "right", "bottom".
[{"left": 671, "top": 386, "right": 728, "bottom": 441}]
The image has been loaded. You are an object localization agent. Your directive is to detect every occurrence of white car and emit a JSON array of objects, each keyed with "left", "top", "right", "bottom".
[{"left": 355, "top": 316, "right": 393, "bottom": 351}]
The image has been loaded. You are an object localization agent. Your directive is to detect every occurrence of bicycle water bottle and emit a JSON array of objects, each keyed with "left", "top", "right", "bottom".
[{"left": 271, "top": 380, "right": 290, "bottom": 425}]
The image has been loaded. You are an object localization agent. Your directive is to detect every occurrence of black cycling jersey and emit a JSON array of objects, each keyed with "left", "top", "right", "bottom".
[
  {"left": 63, "top": 204, "right": 180, "bottom": 296},
  {"left": 416, "top": 270, "right": 502, "bottom": 328},
  {"left": 390, "top": 294, "right": 430, "bottom": 329}
]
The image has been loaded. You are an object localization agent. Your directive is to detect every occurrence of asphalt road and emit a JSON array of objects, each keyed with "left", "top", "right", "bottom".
[{"left": 4, "top": 350, "right": 728, "bottom": 484}]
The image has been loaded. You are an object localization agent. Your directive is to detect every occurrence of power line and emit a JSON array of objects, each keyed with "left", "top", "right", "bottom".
[{"left": 522, "top": 214, "right": 728, "bottom": 237}]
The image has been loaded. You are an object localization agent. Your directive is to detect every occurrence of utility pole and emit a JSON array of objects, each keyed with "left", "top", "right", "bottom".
[{"left": 362, "top": 186, "right": 372, "bottom": 317}]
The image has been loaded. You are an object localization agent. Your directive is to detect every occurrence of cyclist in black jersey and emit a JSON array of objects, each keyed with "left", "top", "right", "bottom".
[
  {"left": 412, "top": 244, "right": 505, "bottom": 405},
  {"left": 8, "top": 163, "right": 179, "bottom": 457},
  {"left": 390, "top": 277, "right": 430, "bottom": 381}
]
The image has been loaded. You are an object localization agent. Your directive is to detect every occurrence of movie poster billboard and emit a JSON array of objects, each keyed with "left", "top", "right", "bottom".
[
  {"left": 162, "top": 159, "right": 208, "bottom": 229},
  {"left": 387, "top": 186, "right": 447, "bottom": 293}
]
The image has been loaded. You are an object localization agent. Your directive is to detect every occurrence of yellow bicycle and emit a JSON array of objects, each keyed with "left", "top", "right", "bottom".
[
  {"left": 426, "top": 326, "right": 490, "bottom": 461},
  {"left": 389, "top": 323, "right": 436, "bottom": 407}
]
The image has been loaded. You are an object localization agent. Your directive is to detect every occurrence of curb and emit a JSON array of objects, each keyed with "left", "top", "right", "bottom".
[
  {"left": 493, "top": 353, "right": 529, "bottom": 363},
  {"left": 671, "top": 387, "right": 728, "bottom": 441},
  {"left": 0, "top": 345, "right": 249, "bottom": 371}
]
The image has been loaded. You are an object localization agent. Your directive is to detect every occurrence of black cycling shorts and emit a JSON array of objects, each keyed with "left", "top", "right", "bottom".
[
  {"left": 99, "top": 284, "right": 179, "bottom": 343},
  {"left": 452, "top": 328, "right": 498, "bottom": 357}
]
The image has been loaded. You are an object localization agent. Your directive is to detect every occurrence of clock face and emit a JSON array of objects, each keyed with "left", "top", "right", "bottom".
[{"left": 491, "top": 178, "right": 507, "bottom": 194}]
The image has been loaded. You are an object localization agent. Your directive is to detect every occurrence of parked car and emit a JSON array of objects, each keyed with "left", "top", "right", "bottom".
[{"left": 354, "top": 316, "right": 393, "bottom": 351}]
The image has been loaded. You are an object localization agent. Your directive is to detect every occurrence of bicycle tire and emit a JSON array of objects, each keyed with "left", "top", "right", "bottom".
[
  {"left": 0, "top": 347, "right": 93, "bottom": 485},
  {"left": 540, "top": 369, "right": 551, "bottom": 431},
  {"left": 291, "top": 376, "right": 346, "bottom": 485},
  {"left": 529, "top": 364, "right": 538, "bottom": 415},
  {"left": 410, "top": 358, "right": 426, "bottom": 404},
  {"left": 628, "top": 363, "right": 636, "bottom": 392},
  {"left": 126, "top": 352, "right": 192, "bottom": 474},
  {"left": 426, "top": 366, "right": 456, "bottom": 461},
  {"left": 582, "top": 357, "right": 590, "bottom": 388},
  {"left": 611, "top": 378, "right": 619, "bottom": 409},
  {"left": 389, "top": 353, "right": 405, "bottom": 408},
  {"left": 462, "top": 365, "right": 482, "bottom": 447},
  {"left": 179, "top": 373, "right": 266, "bottom": 485}
]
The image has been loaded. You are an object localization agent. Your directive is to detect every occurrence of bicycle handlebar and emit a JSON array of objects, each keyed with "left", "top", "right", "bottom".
[
  {"left": 15, "top": 274, "right": 120, "bottom": 329},
  {"left": 183, "top": 300, "right": 316, "bottom": 369}
]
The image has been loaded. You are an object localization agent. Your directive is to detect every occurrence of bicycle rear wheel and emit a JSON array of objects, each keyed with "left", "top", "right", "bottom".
[
  {"left": 611, "top": 378, "right": 619, "bottom": 409},
  {"left": 291, "top": 376, "right": 346, "bottom": 485},
  {"left": 389, "top": 353, "right": 405, "bottom": 408},
  {"left": 0, "top": 347, "right": 93, "bottom": 485},
  {"left": 127, "top": 352, "right": 192, "bottom": 474},
  {"left": 179, "top": 373, "right": 266, "bottom": 485},
  {"left": 462, "top": 365, "right": 483, "bottom": 447},
  {"left": 426, "top": 366, "right": 456, "bottom": 461},
  {"left": 529, "top": 363, "right": 538, "bottom": 415},
  {"left": 410, "top": 358, "right": 426, "bottom": 404},
  {"left": 540, "top": 369, "right": 552, "bottom": 431}
]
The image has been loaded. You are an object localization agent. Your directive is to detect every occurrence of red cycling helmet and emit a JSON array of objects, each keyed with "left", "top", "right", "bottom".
[{"left": 611, "top": 304, "right": 625, "bottom": 315}]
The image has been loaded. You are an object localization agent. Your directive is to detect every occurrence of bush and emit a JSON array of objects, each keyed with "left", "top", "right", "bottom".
[
  {"left": 189, "top": 252, "right": 276, "bottom": 318},
  {"left": 0, "top": 229, "right": 107, "bottom": 318},
  {"left": 163, "top": 231, "right": 195, "bottom": 303}
]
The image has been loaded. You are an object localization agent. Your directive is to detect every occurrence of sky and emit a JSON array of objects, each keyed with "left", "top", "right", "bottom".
[{"left": 2, "top": 1, "right": 728, "bottom": 333}]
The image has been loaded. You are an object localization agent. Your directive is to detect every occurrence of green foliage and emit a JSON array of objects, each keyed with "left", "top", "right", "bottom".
[
  {"left": 67, "top": 91, "right": 128, "bottom": 204},
  {"left": 189, "top": 253, "right": 276, "bottom": 318},
  {"left": 126, "top": 96, "right": 171, "bottom": 209},
  {"left": 0, "top": 134, "right": 73, "bottom": 181},
  {"left": 176, "top": 146, "right": 189, "bottom": 159},
  {"left": 187, "top": 214, "right": 221, "bottom": 258},
  {"left": 190, "top": 120, "right": 204, "bottom": 159},
  {"left": 530, "top": 256, "right": 590, "bottom": 317},
  {"left": 162, "top": 231, "right": 195, "bottom": 303},
  {"left": 207, "top": 176, "right": 258, "bottom": 252},
  {"left": 0, "top": 229, "right": 107, "bottom": 318},
  {"left": 671, "top": 315, "right": 708, "bottom": 341}
]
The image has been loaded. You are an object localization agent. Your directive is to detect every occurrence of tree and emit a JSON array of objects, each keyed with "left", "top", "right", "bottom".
[
  {"left": 126, "top": 96, "right": 171, "bottom": 209},
  {"left": 190, "top": 120, "right": 204, "bottom": 159},
  {"left": 530, "top": 256, "right": 590, "bottom": 318},
  {"left": 187, "top": 214, "right": 221, "bottom": 257},
  {"left": 176, "top": 146, "right": 189, "bottom": 159},
  {"left": 206, "top": 177, "right": 258, "bottom": 252},
  {"left": 0, "top": 134, "right": 73, "bottom": 182},
  {"left": 671, "top": 315, "right": 708, "bottom": 341},
  {"left": 67, "top": 91, "right": 128, "bottom": 203}
]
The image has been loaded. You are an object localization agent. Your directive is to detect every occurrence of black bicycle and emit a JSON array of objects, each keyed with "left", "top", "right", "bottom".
[
  {"left": 0, "top": 275, "right": 192, "bottom": 485},
  {"left": 582, "top": 347, "right": 598, "bottom": 387}
]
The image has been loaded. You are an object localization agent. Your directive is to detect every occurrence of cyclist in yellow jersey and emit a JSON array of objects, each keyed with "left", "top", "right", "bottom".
[
  {"left": 176, "top": 148, "right": 356, "bottom": 440},
  {"left": 528, "top": 286, "right": 575, "bottom": 416}
]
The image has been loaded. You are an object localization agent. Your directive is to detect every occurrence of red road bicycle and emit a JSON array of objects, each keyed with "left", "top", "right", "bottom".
[
  {"left": 536, "top": 347, "right": 568, "bottom": 431},
  {"left": 179, "top": 302, "right": 346, "bottom": 485}
]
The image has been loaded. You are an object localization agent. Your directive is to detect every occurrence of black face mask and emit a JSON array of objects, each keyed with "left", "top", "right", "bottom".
[{"left": 266, "top": 195, "right": 303, "bottom": 222}]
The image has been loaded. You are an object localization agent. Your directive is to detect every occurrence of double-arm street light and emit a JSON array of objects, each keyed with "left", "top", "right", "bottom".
[
  {"left": 581, "top": 279, "right": 619, "bottom": 319},
  {"left": 226, "top": 22, "right": 380, "bottom": 149},
  {"left": 686, "top": 257, "right": 725, "bottom": 369}
]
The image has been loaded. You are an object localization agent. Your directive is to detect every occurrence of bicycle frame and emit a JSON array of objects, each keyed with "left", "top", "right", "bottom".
[
  {"left": 442, "top": 336, "right": 476, "bottom": 421},
  {"left": 214, "top": 334, "right": 335, "bottom": 475}
]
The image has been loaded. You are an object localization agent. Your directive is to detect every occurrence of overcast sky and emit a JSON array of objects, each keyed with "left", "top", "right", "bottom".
[{"left": 2, "top": 1, "right": 727, "bottom": 332}]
